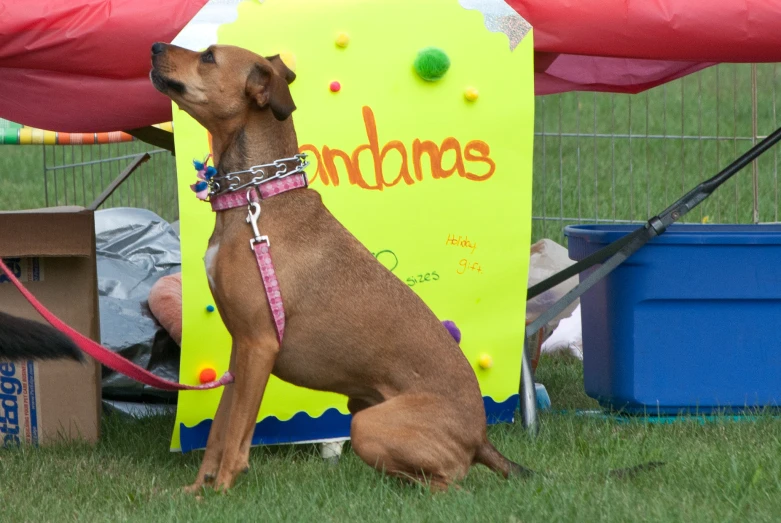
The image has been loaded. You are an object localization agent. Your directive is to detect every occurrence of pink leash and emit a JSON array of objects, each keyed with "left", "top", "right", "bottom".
[
  {"left": 210, "top": 174, "right": 309, "bottom": 342},
  {"left": 0, "top": 258, "right": 233, "bottom": 391}
]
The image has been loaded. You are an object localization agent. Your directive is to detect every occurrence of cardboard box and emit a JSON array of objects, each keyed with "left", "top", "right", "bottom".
[{"left": 0, "top": 206, "right": 101, "bottom": 445}]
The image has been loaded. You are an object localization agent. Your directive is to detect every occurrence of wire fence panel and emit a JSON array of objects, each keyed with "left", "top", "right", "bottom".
[
  {"left": 39, "top": 64, "right": 778, "bottom": 238},
  {"left": 532, "top": 63, "right": 780, "bottom": 244},
  {"left": 42, "top": 141, "right": 179, "bottom": 223}
]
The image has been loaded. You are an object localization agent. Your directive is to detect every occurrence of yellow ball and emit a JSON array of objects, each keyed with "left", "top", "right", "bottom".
[
  {"left": 478, "top": 353, "right": 493, "bottom": 369},
  {"left": 279, "top": 51, "right": 297, "bottom": 72},
  {"left": 335, "top": 32, "right": 350, "bottom": 48},
  {"left": 464, "top": 86, "right": 479, "bottom": 102}
]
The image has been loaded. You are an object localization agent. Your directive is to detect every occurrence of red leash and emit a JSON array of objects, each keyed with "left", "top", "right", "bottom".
[{"left": 0, "top": 258, "right": 233, "bottom": 391}]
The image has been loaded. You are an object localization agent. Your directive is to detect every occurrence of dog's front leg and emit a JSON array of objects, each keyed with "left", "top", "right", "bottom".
[
  {"left": 183, "top": 348, "right": 237, "bottom": 494},
  {"left": 213, "top": 334, "right": 279, "bottom": 491}
]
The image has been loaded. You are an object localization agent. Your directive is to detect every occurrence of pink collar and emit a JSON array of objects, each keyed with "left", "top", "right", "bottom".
[{"left": 209, "top": 172, "right": 308, "bottom": 212}]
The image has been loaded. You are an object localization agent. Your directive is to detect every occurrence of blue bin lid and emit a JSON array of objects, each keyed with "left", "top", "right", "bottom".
[{"left": 564, "top": 224, "right": 781, "bottom": 245}]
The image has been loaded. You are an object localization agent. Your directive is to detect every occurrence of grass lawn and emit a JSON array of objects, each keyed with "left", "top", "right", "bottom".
[{"left": 2, "top": 355, "right": 781, "bottom": 522}]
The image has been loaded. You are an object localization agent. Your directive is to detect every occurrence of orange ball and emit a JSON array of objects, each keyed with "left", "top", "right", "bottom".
[{"left": 199, "top": 367, "right": 217, "bottom": 384}]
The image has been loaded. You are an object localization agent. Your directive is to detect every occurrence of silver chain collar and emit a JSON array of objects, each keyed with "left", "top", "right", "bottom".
[{"left": 208, "top": 153, "right": 309, "bottom": 197}]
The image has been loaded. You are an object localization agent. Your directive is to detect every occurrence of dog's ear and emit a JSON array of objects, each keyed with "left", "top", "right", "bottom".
[
  {"left": 265, "top": 54, "right": 296, "bottom": 85},
  {"left": 246, "top": 62, "right": 296, "bottom": 121}
]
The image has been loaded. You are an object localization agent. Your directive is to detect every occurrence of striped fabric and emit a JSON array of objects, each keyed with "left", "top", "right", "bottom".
[{"left": 0, "top": 118, "right": 174, "bottom": 145}]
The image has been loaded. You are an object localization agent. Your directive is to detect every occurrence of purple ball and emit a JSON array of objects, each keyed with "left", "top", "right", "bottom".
[{"left": 441, "top": 320, "right": 461, "bottom": 344}]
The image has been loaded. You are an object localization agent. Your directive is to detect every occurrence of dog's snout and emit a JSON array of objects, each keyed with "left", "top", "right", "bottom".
[{"left": 151, "top": 42, "right": 166, "bottom": 56}]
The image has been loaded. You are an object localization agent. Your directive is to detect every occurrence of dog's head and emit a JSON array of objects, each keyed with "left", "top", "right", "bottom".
[{"left": 149, "top": 43, "right": 297, "bottom": 131}]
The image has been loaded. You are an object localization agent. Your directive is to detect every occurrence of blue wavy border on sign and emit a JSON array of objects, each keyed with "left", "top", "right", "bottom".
[{"left": 179, "top": 394, "right": 519, "bottom": 452}]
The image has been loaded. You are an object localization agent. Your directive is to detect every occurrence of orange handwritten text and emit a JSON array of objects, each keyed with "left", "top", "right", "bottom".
[
  {"left": 299, "top": 106, "right": 496, "bottom": 190},
  {"left": 446, "top": 234, "right": 477, "bottom": 254},
  {"left": 457, "top": 259, "right": 483, "bottom": 275}
]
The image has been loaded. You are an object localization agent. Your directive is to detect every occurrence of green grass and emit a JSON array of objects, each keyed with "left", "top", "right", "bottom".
[
  {"left": 0, "top": 145, "right": 46, "bottom": 211},
  {"left": 3, "top": 355, "right": 781, "bottom": 522}
]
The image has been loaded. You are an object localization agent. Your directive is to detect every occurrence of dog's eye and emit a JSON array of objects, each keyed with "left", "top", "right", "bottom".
[{"left": 201, "top": 51, "right": 215, "bottom": 64}]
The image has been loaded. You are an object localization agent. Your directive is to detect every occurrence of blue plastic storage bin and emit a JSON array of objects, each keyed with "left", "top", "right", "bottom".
[{"left": 565, "top": 224, "right": 781, "bottom": 414}]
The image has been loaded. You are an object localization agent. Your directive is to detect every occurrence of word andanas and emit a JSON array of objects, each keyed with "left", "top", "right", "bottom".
[{"left": 300, "top": 106, "right": 496, "bottom": 190}]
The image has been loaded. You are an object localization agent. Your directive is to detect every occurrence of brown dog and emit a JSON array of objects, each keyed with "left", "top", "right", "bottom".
[{"left": 150, "top": 42, "right": 530, "bottom": 492}]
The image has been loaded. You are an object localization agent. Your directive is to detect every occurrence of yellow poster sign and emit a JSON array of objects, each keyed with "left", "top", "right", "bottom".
[{"left": 171, "top": 0, "right": 534, "bottom": 451}]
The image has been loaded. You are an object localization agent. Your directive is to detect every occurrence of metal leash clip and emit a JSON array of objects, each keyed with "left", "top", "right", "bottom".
[{"left": 246, "top": 190, "right": 270, "bottom": 250}]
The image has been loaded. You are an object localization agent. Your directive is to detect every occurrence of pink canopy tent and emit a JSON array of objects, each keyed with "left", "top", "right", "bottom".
[{"left": 1, "top": 0, "right": 780, "bottom": 132}]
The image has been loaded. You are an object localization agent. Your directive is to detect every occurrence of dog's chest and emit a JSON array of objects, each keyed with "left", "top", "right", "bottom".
[{"left": 203, "top": 243, "right": 219, "bottom": 288}]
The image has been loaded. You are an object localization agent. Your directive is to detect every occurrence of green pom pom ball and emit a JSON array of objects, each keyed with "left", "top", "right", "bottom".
[{"left": 413, "top": 47, "right": 450, "bottom": 82}]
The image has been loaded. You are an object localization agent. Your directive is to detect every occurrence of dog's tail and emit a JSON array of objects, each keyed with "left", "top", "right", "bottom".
[
  {"left": 0, "top": 311, "right": 83, "bottom": 362},
  {"left": 474, "top": 441, "right": 534, "bottom": 478},
  {"left": 475, "top": 441, "right": 665, "bottom": 481}
]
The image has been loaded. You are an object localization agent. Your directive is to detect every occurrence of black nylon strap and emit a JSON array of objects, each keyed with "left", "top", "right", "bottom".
[
  {"left": 526, "top": 226, "right": 641, "bottom": 300},
  {"left": 526, "top": 225, "right": 655, "bottom": 337},
  {"left": 525, "top": 125, "right": 781, "bottom": 340}
]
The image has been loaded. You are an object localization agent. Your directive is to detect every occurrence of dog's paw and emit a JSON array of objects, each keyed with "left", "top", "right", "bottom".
[
  {"left": 214, "top": 480, "right": 233, "bottom": 494},
  {"left": 182, "top": 482, "right": 206, "bottom": 495},
  {"left": 213, "top": 471, "right": 238, "bottom": 493}
]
